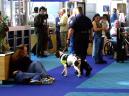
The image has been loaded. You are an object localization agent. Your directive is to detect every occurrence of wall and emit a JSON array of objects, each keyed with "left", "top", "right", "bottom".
[
  {"left": 29, "top": 2, "right": 61, "bottom": 25},
  {"left": 86, "top": 0, "right": 127, "bottom": 16}
]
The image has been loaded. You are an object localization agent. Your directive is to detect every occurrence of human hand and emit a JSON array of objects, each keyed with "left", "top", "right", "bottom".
[
  {"left": 66, "top": 39, "right": 70, "bottom": 47},
  {"left": 102, "top": 26, "right": 106, "bottom": 30},
  {"left": 13, "top": 70, "right": 19, "bottom": 75}
]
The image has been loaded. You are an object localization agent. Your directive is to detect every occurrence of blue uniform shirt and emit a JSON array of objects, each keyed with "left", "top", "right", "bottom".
[{"left": 69, "top": 14, "right": 92, "bottom": 59}]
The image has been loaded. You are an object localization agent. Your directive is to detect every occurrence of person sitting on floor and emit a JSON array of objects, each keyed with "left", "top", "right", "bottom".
[{"left": 9, "top": 44, "right": 55, "bottom": 84}]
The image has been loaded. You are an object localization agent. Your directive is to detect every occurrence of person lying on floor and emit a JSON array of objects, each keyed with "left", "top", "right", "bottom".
[{"left": 9, "top": 44, "right": 55, "bottom": 84}]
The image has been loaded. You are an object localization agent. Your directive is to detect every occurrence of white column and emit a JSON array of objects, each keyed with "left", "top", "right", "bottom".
[
  {"left": 0, "top": 0, "right": 2, "bottom": 11},
  {"left": 127, "top": 1, "right": 129, "bottom": 26},
  {"left": 0, "top": 0, "right": 4, "bottom": 14}
]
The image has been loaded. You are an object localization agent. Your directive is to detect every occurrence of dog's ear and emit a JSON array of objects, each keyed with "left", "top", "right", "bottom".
[
  {"left": 55, "top": 50, "right": 60, "bottom": 58},
  {"left": 74, "top": 61, "right": 79, "bottom": 66}
]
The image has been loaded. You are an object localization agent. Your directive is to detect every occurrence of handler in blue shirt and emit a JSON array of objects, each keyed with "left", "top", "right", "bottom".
[{"left": 67, "top": 7, "right": 93, "bottom": 76}]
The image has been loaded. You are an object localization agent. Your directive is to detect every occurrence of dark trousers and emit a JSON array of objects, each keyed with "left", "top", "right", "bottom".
[
  {"left": 36, "top": 29, "right": 48, "bottom": 56},
  {"left": 74, "top": 34, "right": 92, "bottom": 74},
  {"left": 80, "top": 60, "right": 91, "bottom": 74}
]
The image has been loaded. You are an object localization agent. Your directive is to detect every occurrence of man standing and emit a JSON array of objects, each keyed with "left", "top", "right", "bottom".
[
  {"left": 110, "top": 8, "right": 118, "bottom": 26},
  {"left": 58, "top": 8, "right": 68, "bottom": 49},
  {"left": 34, "top": 6, "right": 48, "bottom": 57},
  {"left": 67, "top": 7, "right": 93, "bottom": 76},
  {"left": 55, "top": 12, "right": 61, "bottom": 50}
]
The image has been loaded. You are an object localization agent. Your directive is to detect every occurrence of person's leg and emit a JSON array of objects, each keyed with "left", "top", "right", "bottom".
[
  {"left": 94, "top": 37, "right": 100, "bottom": 63},
  {"left": 56, "top": 31, "right": 61, "bottom": 50},
  {"left": 37, "top": 33, "right": 42, "bottom": 56},
  {"left": 15, "top": 71, "right": 41, "bottom": 83},
  {"left": 60, "top": 32, "right": 67, "bottom": 49},
  {"left": 81, "top": 60, "right": 92, "bottom": 76},
  {"left": 92, "top": 39, "right": 95, "bottom": 57},
  {"left": 28, "top": 61, "right": 48, "bottom": 76},
  {"left": 42, "top": 31, "right": 49, "bottom": 55},
  {"left": 99, "top": 37, "right": 105, "bottom": 60}
]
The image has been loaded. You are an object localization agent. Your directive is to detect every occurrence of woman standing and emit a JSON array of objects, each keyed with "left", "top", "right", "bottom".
[{"left": 92, "top": 14, "right": 107, "bottom": 64}]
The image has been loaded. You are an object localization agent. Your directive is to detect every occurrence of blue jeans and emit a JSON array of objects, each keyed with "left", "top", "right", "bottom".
[
  {"left": 93, "top": 36, "right": 104, "bottom": 62},
  {"left": 69, "top": 36, "right": 75, "bottom": 54},
  {"left": 15, "top": 61, "right": 48, "bottom": 82}
]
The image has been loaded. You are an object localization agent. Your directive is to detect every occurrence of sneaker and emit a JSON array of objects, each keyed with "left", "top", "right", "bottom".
[
  {"left": 47, "top": 76, "right": 55, "bottom": 81},
  {"left": 41, "top": 78, "right": 53, "bottom": 85},
  {"left": 30, "top": 79, "right": 42, "bottom": 84},
  {"left": 46, "top": 75, "right": 55, "bottom": 81}
]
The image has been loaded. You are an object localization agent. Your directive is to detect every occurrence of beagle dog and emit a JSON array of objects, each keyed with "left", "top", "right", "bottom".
[{"left": 55, "top": 50, "right": 81, "bottom": 77}]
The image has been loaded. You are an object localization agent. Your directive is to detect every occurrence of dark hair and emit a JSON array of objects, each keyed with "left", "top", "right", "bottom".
[
  {"left": 77, "top": 7, "right": 83, "bottom": 14},
  {"left": 103, "top": 14, "right": 108, "bottom": 20},
  {"left": 17, "top": 44, "right": 27, "bottom": 50},
  {"left": 34, "top": 7, "right": 38, "bottom": 13},
  {"left": 39, "top": 6, "right": 46, "bottom": 11},
  {"left": 0, "top": 11, "right": 1, "bottom": 16},
  {"left": 113, "top": 8, "right": 117, "bottom": 12},
  {"left": 92, "top": 13, "right": 100, "bottom": 21}
]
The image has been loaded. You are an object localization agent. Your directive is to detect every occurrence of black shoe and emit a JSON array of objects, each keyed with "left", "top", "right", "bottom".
[
  {"left": 101, "top": 60, "right": 107, "bottom": 64},
  {"left": 96, "top": 60, "right": 106, "bottom": 64},
  {"left": 86, "top": 68, "right": 92, "bottom": 76},
  {"left": 95, "top": 61, "right": 104, "bottom": 64}
]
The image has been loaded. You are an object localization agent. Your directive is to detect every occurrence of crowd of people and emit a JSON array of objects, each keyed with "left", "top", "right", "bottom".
[{"left": 7, "top": 6, "right": 129, "bottom": 84}]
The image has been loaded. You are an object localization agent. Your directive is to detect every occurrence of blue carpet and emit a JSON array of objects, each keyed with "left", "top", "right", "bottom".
[
  {"left": 31, "top": 54, "right": 61, "bottom": 71},
  {"left": 1, "top": 54, "right": 126, "bottom": 96},
  {"left": 77, "top": 61, "right": 129, "bottom": 89},
  {"left": 64, "top": 92, "right": 129, "bottom": 96}
]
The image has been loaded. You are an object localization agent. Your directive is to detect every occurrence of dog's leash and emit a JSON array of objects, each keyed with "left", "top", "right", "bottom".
[{"left": 62, "top": 46, "right": 68, "bottom": 53}]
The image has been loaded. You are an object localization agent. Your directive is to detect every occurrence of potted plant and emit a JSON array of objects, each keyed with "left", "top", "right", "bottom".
[{"left": 0, "top": 13, "right": 9, "bottom": 53}]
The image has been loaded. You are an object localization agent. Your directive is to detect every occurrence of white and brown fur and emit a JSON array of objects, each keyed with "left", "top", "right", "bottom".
[{"left": 55, "top": 50, "right": 81, "bottom": 77}]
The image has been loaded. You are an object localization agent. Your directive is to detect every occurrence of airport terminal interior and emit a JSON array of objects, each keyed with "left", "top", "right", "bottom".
[{"left": 0, "top": 0, "right": 129, "bottom": 96}]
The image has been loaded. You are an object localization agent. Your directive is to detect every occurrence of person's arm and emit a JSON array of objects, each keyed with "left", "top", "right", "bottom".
[
  {"left": 92, "top": 21, "right": 103, "bottom": 32},
  {"left": 106, "top": 21, "right": 109, "bottom": 31},
  {"left": 67, "top": 28, "right": 74, "bottom": 46},
  {"left": 89, "top": 28, "right": 93, "bottom": 42},
  {"left": 34, "top": 15, "right": 44, "bottom": 27},
  {"left": 43, "top": 14, "right": 48, "bottom": 19}
]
